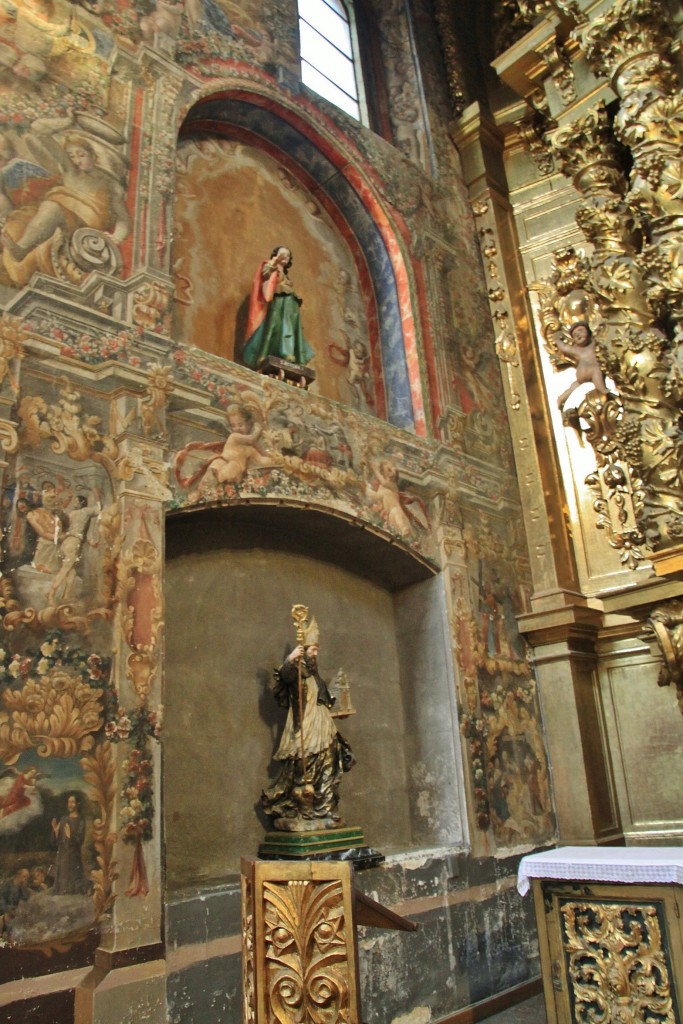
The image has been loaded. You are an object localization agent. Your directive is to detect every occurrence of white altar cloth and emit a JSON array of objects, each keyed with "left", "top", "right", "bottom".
[{"left": 517, "top": 846, "right": 683, "bottom": 895}]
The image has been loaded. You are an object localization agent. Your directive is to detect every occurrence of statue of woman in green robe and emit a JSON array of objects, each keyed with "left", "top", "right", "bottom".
[{"left": 242, "top": 246, "right": 315, "bottom": 368}]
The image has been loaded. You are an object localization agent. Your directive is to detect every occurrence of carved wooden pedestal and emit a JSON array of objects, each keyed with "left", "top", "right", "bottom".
[
  {"left": 256, "top": 355, "right": 316, "bottom": 389},
  {"left": 532, "top": 879, "right": 683, "bottom": 1024},
  {"left": 241, "top": 858, "right": 416, "bottom": 1024}
]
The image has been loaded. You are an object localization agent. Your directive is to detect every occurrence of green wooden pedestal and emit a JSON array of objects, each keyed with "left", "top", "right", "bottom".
[{"left": 259, "top": 826, "right": 365, "bottom": 859}]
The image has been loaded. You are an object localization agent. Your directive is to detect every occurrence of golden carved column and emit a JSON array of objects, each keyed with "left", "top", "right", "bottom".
[
  {"left": 538, "top": 104, "right": 682, "bottom": 567},
  {"left": 531, "top": 86, "right": 683, "bottom": 567},
  {"left": 574, "top": 0, "right": 683, "bottom": 568}
]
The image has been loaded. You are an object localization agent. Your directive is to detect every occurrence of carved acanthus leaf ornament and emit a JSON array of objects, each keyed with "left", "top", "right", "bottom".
[
  {"left": 561, "top": 899, "right": 675, "bottom": 1024},
  {"left": 263, "top": 878, "right": 351, "bottom": 1023}
]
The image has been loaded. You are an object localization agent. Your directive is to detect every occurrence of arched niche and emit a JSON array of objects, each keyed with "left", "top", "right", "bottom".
[
  {"left": 163, "top": 504, "right": 466, "bottom": 891},
  {"left": 173, "top": 91, "right": 425, "bottom": 434}
]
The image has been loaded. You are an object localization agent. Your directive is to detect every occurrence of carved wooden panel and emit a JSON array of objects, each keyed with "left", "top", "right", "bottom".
[
  {"left": 241, "top": 858, "right": 361, "bottom": 1024},
  {"left": 532, "top": 880, "right": 683, "bottom": 1024}
]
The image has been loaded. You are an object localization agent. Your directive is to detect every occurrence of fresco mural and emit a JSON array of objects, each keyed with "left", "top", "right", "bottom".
[
  {"left": 170, "top": 379, "right": 433, "bottom": 555},
  {"left": 0, "top": 0, "right": 114, "bottom": 91},
  {"left": 0, "top": 627, "right": 161, "bottom": 951},
  {"left": 0, "top": 634, "right": 115, "bottom": 950},
  {"left": 0, "top": 374, "right": 123, "bottom": 632},
  {"left": 0, "top": 108, "right": 130, "bottom": 292},
  {"left": 453, "top": 517, "right": 555, "bottom": 848}
]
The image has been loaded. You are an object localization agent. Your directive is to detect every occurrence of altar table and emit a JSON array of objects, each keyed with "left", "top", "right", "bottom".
[{"left": 518, "top": 847, "right": 683, "bottom": 1024}]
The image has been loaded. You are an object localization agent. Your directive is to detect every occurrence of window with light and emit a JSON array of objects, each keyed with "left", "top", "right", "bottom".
[{"left": 298, "top": 0, "right": 366, "bottom": 122}]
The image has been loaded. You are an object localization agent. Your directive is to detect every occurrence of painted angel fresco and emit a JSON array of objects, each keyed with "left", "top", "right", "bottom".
[
  {"left": 366, "top": 459, "right": 429, "bottom": 538},
  {"left": 174, "top": 403, "right": 273, "bottom": 500},
  {"left": 0, "top": 113, "right": 129, "bottom": 288}
]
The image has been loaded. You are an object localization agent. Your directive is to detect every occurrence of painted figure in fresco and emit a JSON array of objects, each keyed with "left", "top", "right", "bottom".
[
  {"left": 26, "top": 482, "right": 66, "bottom": 574},
  {"left": 0, "top": 768, "right": 40, "bottom": 820},
  {"left": 328, "top": 334, "right": 373, "bottom": 409},
  {"left": 0, "top": 867, "right": 30, "bottom": 935},
  {"left": 0, "top": 133, "right": 58, "bottom": 225},
  {"left": 0, "top": 114, "right": 130, "bottom": 287},
  {"left": 51, "top": 793, "right": 86, "bottom": 895},
  {"left": 185, "top": 0, "right": 232, "bottom": 34},
  {"left": 498, "top": 583, "right": 525, "bottom": 661},
  {"left": 453, "top": 344, "right": 488, "bottom": 415},
  {"left": 471, "top": 568, "right": 503, "bottom": 658},
  {"left": 174, "top": 404, "right": 271, "bottom": 496},
  {"left": 479, "top": 581, "right": 501, "bottom": 656},
  {"left": 366, "top": 460, "right": 428, "bottom": 538},
  {"left": 47, "top": 495, "right": 99, "bottom": 604},
  {"left": 262, "top": 616, "right": 354, "bottom": 830},
  {"left": 555, "top": 322, "right": 608, "bottom": 410},
  {"left": 242, "top": 246, "right": 315, "bottom": 369},
  {"left": 6, "top": 496, "right": 38, "bottom": 569},
  {"left": 29, "top": 866, "right": 50, "bottom": 893},
  {"left": 139, "top": 0, "right": 185, "bottom": 44}
]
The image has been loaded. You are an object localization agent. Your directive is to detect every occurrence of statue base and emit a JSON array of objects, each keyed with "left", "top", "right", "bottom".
[
  {"left": 257, "top": 355, "right": 316, "bottom": 389},
  {"left": 259, "top": 825, "right": 367, "bottom": 860}
]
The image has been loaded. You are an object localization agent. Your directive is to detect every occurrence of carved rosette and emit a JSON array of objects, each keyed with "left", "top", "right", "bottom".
[{"left": 560, "top": 899, "right": 675, "bottom": 1024}]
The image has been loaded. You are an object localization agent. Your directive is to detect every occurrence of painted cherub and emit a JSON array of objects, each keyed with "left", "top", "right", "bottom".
[
  {"left": 366, "top": 459, "right": 428, "bottom": 538},
  {"left": 555, "top": 322, "right": 608, "bottom": 410},
  {"left": 174, "top": 404, "right": 271, "bottom": 496}
]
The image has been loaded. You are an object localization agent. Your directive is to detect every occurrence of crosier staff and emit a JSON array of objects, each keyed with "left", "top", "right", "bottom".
[{"left": 291, "top": 603, "right": 311, "bottom": 793}]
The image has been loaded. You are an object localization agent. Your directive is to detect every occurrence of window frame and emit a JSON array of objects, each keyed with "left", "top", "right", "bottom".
[{"left": 298, "top": 0, "right": 369, "bottom": 125}]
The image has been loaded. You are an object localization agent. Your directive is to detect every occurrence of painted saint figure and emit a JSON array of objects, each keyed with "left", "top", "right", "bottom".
[
  {"left": 51, "top": 793, "right": 86, "bottom": 895},
  {"left": 0, "top": 868, "right": 30, "bottom": 935},
  {"left": 0, "top": 768, "right": 39, "bottom": 820},
  {"left": 262, "top": 614, "right": 353, "bottom": 831},
  {"left": 26, "top": 481, "right": 65, "bottom": 575},
  {"left": 242, "top": 246, "right": 314, "bottom": 369}
]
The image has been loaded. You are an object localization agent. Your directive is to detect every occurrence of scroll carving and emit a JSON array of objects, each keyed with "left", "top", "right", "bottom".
[
  {"left": 560, "top": 899, "right": 675, "bottom": 1024},
  {"left": 263, "top": 878, "right": 351, "bottom": 1024}
]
